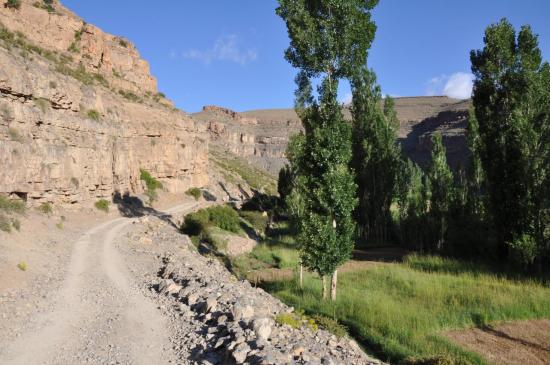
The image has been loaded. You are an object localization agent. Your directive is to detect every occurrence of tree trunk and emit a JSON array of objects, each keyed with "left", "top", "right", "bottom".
[
  {"left": 322, "top": 275, "right": 328, "bottom": 300},
  {"left": 331, "top": 270, "right": 338, "bottom": 301},
  {"left": 299, "top": 264, "right": 303, "bottom": 289}
]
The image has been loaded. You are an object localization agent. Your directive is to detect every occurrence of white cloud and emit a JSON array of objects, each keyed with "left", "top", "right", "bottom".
[
  {"left": 425, "top": 72, "right": 473, "bottom": 99},
  {"left": 182, "top": 34, "right": 258, "bottom": 66},
  {"left": 443, "top": 72, "right": 473, "bottom": 99}
]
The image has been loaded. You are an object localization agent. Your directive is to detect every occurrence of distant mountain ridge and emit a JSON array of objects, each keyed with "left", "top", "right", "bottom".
[{"left": 193, "top": 96, "right": 471, "bottom": 175}]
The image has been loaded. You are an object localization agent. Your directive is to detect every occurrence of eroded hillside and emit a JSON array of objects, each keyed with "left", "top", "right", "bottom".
[
  {"left": 0, "top": 0, "right": 208, "bottom": 207},
  {"left": 194, "top": 96, "right": 471, "bottom": 175}
]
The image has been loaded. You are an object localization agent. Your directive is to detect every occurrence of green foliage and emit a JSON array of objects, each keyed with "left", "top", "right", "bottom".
[
  {"left": 118, "top": 38, "right": 128, "bottom": 48},
  {"left": 470, "top": 18, "right": 550, "bottom": 266},
  {"left": 5, "top": 0, "right": 21, "bottom": 9},
  {"left": 0, "top": 195, "right": 26, "bottom": 215},
  {"left": 185, "top": 187, "right": 202, "bottom": 201},
  {"left": 55, "top": 222, "right": 63, "bottom": 230},
  {"left": 427, "top": 133, "right": 454, "bottom": 252},
  {"left": 11, "top": 218, "right": 20, "bottom": 231},
  {"left": 311, "top": 314, "right": 348, "bottom": 338},
  {"left": 86, "top": 109, "right": 100, "bottom": 121},
  {"left": 33, "top": 0, "right": 55, "bottom": 13},
  {"left": 17, "top": 261, "right": 27, "bottom": 271},
  {"left": 118, "top": 89, "right": 143, "bottom": 103},
  {"left": 276, "top": 0, "right": 377, "bottom": 78},
  {"left": 239, "top": 210, "right": 268, "bottom": 233},
  {"left": 275, "top": 310, "right": 318, "bottom": 331},
  {"left": 350, "top": 69, "right": 401, "bottom": 244},
  {"left": 94, "top": 199, "right": 110, "bottom": 213},
  {"left": 267, "top": 257, "right": 550, "bottom": 364},
  {"left": 37, "top": 202, "right": 52, "bottom": 215},
  {"left": 49, "top": 81, "right": 57, "bottom": 89},
  {"left": 181, "top": 205, "right": 242, "bottom": 236},
  {"left": 139, "top": 169, "right": 162, "bottom": 205},
  {"left": 55, "top": 63, "right": 108, "bottom": 87}
]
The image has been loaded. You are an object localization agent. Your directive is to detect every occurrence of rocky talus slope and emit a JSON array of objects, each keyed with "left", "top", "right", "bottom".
[
  {"left": 0, "top": 0, "right": 208, "bottom": 207},
  {"left": 194, "top": 97, "right": 471, "bottom": 176},
  {"left": 143, "top": 215, "right": 385, "bottom": 365}
]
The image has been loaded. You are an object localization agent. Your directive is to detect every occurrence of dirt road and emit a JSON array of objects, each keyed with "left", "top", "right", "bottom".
[{"left": 0, "top": 202, "right": 197, "bottom": 365}]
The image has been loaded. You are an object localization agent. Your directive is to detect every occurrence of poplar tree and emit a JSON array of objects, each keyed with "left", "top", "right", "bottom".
[
  {"left": 350, "top": 68, "right": 401, "bottom": 244},
  {"left": 277, "top": 0, "right": 377, "bottom": 300},
  {"left": 427, "top": 133, "right": 454, "bottom": 252},
  {"left": 471, "top": 19, "right": 550, "bottom": 265}
]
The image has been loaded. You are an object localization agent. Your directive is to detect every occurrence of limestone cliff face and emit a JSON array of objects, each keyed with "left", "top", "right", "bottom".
[
  {"left": 0, "top": 1, "right": 208, "bottom": 206},
  {"left": 194, "top": 97, "right": 471, "bottom": 176}
]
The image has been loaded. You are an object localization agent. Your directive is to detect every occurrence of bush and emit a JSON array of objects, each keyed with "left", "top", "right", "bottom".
[
  {"left": 311, "top": 315, "right": 348, "bottom": 338},
  {"left": 11, "top": 218, "right": 20, "bottom": 231},
  {"left": 275, "top": 310, "right": 317, "bottom": 331},
  {"left": 0, "top": 194, "right": 26, "bottom": 214},
  {"left": 0, "top": 215, "right": 11, "bottom": 232},
  {"left": 185, "top": 187, "right": 202, "bottom": 201},
  {"left": 17, "top": 261, "right": 27, "bottom": 271},
  {"left": 140, "top": 169, "right": 162, "bottom": 204},
  {"left": 94, "top": 199, "right": 109, "bottom": 213},
  {"left": 181, "top": 205, "right": 241, "bottom": 236},
  {"left": 86, "top": 109, "right": 100, "bottom": 121},
  {"left": 37, "top": 202, "right": 52, "bottom": 215},
  {"left": 239, "top": 210, "right": 268, "bottom": 233},
  {"left": 5, "top": 0, "right": 21, "bottom": 9}
]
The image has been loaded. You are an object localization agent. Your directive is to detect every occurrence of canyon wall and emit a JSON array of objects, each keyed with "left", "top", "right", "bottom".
[
  {"left": 0, "top": 0, "right": 208, "bottom": 206},
  {"left": 194, "top": 97, "right": 471, "bottom": 175}
]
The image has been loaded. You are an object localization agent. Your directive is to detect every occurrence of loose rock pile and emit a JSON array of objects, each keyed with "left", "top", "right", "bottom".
[{"left": 153, "top": 242, "right": 385, "bottom": 365}]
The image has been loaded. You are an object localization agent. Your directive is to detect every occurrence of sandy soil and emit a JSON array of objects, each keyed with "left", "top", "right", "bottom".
[{"left": 446, "top": 319, "right": 550, "bottom": 365}]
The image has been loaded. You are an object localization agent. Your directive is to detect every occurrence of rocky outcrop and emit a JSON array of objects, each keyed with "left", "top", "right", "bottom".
[
  {"left": 194, "top": 97, "right": 471, "bottom": 175},
  {"left": 0, "top": 1, "right": 208, "bottom": 206},
  {"left": 0, "top": 0, "right": 157, "bottom": 96}
]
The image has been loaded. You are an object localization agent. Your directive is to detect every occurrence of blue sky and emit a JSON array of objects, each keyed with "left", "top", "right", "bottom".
[{"left": 61, "top": 1, "right": 550, "bottom": 113}]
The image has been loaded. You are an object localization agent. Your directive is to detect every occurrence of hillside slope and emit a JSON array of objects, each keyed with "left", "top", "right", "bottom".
[{"left": 194, "top": 96, "right": 471, "bottom": 175}]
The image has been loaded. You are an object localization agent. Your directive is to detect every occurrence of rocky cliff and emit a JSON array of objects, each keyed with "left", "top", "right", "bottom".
[
  {"left": 194, "top": 97, "right": 471, "bottom": 176},
  {"left": 0, "top": 0, "right": 208, "bottom": 206}
]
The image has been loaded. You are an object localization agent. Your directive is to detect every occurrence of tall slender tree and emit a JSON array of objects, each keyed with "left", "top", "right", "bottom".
[
  {"left": 427, "top": 133, "right": 454, "bottom": 252},
  {"left": 350, "top": 68, "right": 401, "bottom": 244},
  {"left": 471, "top": 19, "right": 550, "bottom": 265},
  {"left": 277, "top": 0, "right": 377, "bottom": 300}
]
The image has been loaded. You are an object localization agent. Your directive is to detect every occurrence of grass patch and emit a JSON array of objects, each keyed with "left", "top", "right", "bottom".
[
  {"left": 210, "top": 148, "right": 277, "bottom": 195},
  {"left": 264, "top": 258, "right": 550, "bottom": 364},
  {"left": 185, "top": 187, "right": 202, "bottom": 201},
  {"left": 17, "top": 261, "right": 27, "bottom": 271},
  {"left": 0, "top": 194, "right": 26, "bottom": 215},
  {"left": 275, "top": 310, "right": 318, "bottom": 331},
  {"left": 94, "top": 199, "right": 109, "bottom": 213},
  {"left": 118, "top": 89, "right": 142, "bottom": 103},
  {"left": 55, "top": 222, "right": 63, "bottom": 230},
  {"left": 36, "top": 202, "right": 52, "bottom": 215},
  {"left": 86, "top": 109, "right": 100, "bottom": 121},
  {"left": 0, "top": 215, "right": 11, "bottom": 232},
  {"left": 5, "top": 0, "right": 21, "bottom": 9},
  {"left": 34, "top": 97, "right": 50, "bottom": 113}
]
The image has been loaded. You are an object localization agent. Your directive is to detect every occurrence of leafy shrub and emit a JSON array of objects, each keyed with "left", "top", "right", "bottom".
[
  {"left": 94, "top": 199, "right": 109, "bottom": 213},
  {"left": 49, "top": 81, "right": 57, "bottom": 89},
  {"left": 0, "top": 194, "right": 26, "bottom": 214},
  {"left": 86, "top": 109, "right": 100, "bottom": 121},
  {"left": 5, "top": 0, "right": 21, "bottom": 9},
  {"left": 37, "top": 202, "right": 52, "bottom": 215},
  {"left": 185, "top": 187, "right": 202, "bottom": 201},
  {"left": 118, "top": 89, "right": 142, "bottom": 103},
  {"left": 55, "top": 222, "right": 63, "bottom": 229},
  {"left": 311, "top": 315, "right": 348, "bottom": 338},
  {"left": 275, "top": 310, "right": 317, "bottom": 331},
  {"left": 239, "top": 210, "right": 268, "bottom": 233},
  {"left": 181, "top": 205, "right": 241, "bottom": 236},
  {"left": 17, "top": 261, "right": 27, "bottom": 271},
  {"left": 140, "top": 169, "right": 162, "bottom": 204},
  {"left": 67, "top": 42, "right": 79, "bottom": 53},
  {"left": 118, "top": 38, "right": 128, "bottom": 48}
]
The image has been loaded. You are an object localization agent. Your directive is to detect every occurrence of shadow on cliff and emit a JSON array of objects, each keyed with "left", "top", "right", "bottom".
[
  {"left": 112, "top": 191, "right": 178, "bottom": 229},
  {"left": 399, "top": 110, "right": 469, "bottom": 169}
]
